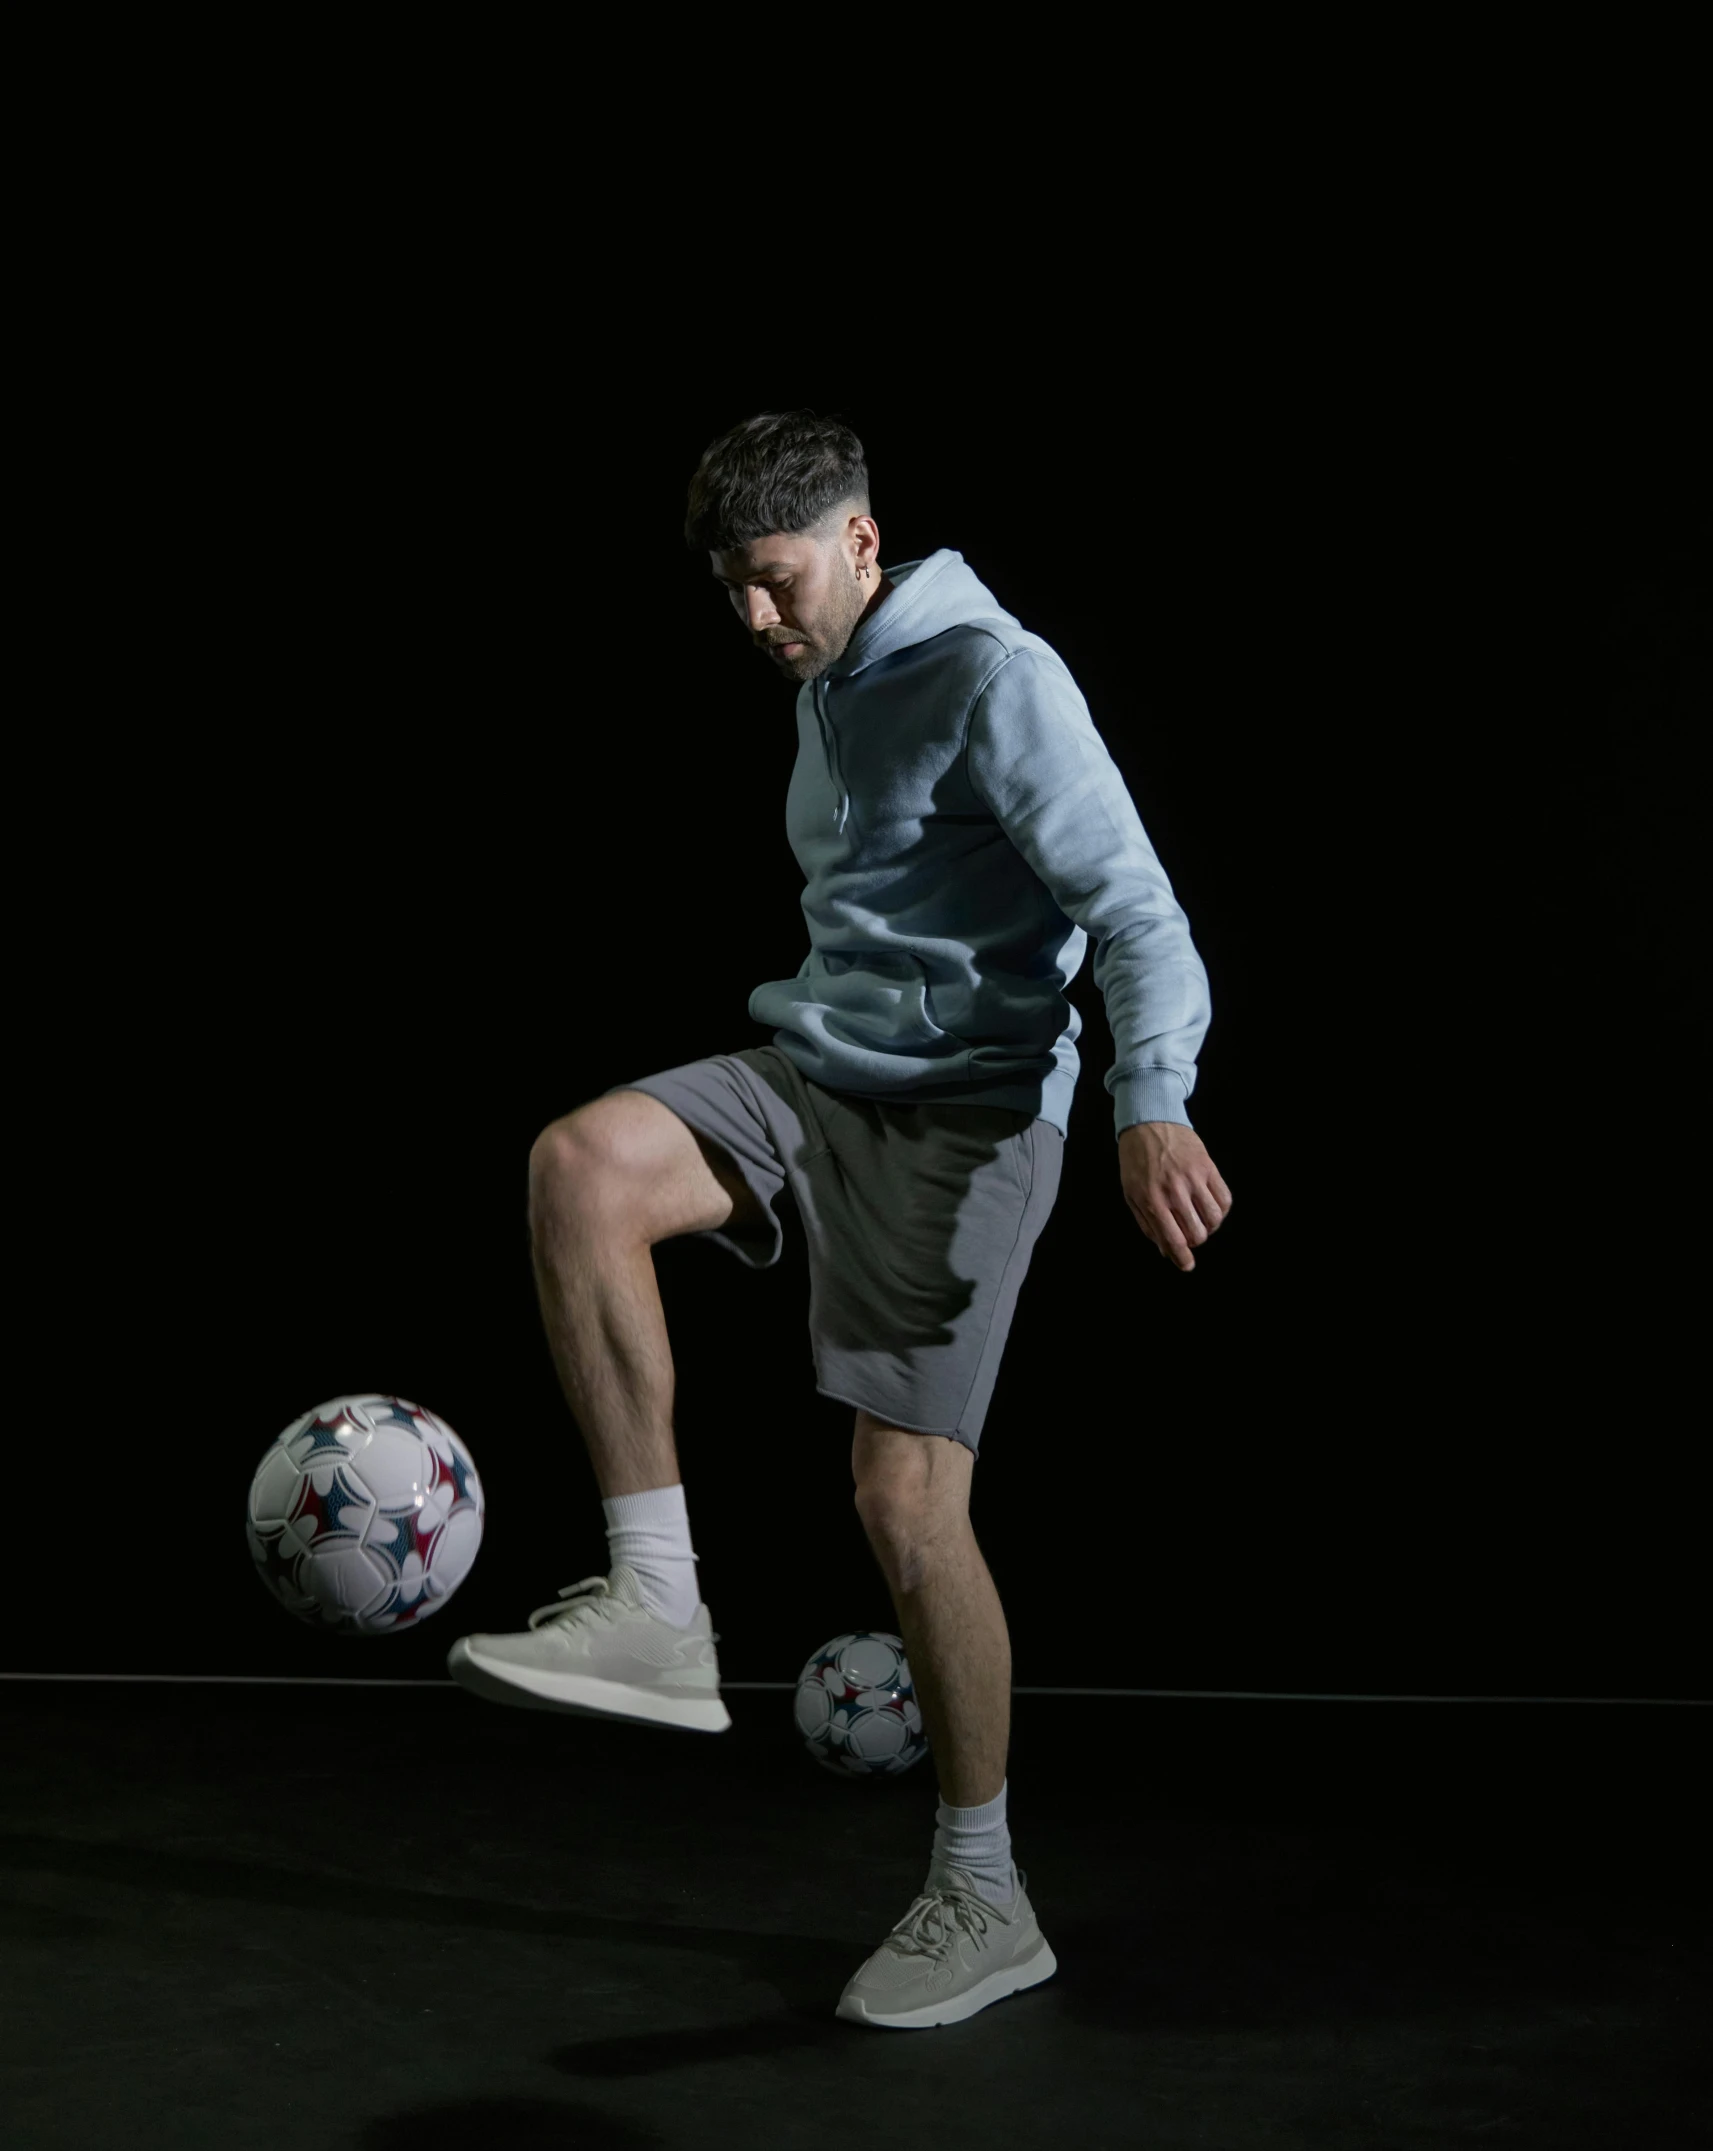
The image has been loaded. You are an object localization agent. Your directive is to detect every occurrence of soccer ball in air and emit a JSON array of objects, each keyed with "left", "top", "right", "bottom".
[
  {"left": 794, "top": 1630, "right": 929, "bottom": 1778},
  {"left": 247, "top": 1394, "right": 484, "bottom": 1634}
]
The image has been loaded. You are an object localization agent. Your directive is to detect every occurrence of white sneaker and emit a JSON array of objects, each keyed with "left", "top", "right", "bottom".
[{"left": 446, "top": 1565, "right": 731, "bottom": 1733}]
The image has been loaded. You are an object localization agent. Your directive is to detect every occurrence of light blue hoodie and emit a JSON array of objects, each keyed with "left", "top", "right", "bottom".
[{"left": 749, "top": 548, "right": 1213, "bottom": 1143}]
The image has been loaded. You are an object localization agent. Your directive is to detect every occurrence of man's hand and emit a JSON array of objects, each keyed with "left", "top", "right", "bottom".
[{"left": 1118, "top": 1121, "right": 1233, "bottom": 1272}]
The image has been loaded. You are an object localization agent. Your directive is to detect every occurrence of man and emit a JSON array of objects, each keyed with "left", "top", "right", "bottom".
[{"left": 447, "top": 408, "right": 1233, "bottom": 2028}]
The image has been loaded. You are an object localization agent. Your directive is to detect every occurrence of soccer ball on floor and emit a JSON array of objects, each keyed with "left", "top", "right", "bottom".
[
  {"left": 794, "top": 1630, "right": 929, "bottom": 1778},
  {"left": 246, "top": 1394, "right": 485, "bottom": 1634}
]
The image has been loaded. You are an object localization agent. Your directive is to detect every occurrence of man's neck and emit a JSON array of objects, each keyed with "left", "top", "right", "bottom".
[{"left": 855, "top": 572, "right": 894, "bottom": 632}]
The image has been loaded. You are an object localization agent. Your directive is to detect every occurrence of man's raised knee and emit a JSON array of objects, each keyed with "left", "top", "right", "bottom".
[
  {"left": 527, "top": 1108, "right": 625, "bottom": 1229},
  {"left": 528, "top": 1092, "right": 743, "bottom": 1246}
]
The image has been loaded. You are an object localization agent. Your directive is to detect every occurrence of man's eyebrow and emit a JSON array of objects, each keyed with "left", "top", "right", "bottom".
[{"left": 710, "top": 563, "right": 794, "bottom": 585}]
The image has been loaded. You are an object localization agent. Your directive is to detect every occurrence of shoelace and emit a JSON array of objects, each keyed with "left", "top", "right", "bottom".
[
  {"left": 888, "top": 1877, "right": 1004, "bottom": 1957},
  {"left": 526, "top": 1577, "right": 621, "bottom": 1632},
  {"left": 525, "top": 1576, "right": 721, "bottom": 1645}
]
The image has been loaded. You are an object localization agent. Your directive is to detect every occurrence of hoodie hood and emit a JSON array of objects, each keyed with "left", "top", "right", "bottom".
[
  {"left": 812, "top": 550, "right": 1017, "bottom": 834},
  {"left": 830, "top": 549, "right": 1019, "bottom": 680}
]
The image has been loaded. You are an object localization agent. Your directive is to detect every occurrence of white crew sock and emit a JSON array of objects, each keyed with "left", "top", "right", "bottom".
[
  {"left": 928, "top": 1777, "right": 1017, "bottom": 1909},
  {"left": 601, "top": 1481, "right": 702, "bottom": 1628}
]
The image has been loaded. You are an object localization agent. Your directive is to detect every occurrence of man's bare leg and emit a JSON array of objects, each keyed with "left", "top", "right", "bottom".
[{"left": 528, "top": 1164, "right": 682, "bottom": 1502}]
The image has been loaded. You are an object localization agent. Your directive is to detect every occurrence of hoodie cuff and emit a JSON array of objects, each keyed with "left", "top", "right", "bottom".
[{"left": 1115, "top": 1070, "right": 1192, "bottom": 1137}]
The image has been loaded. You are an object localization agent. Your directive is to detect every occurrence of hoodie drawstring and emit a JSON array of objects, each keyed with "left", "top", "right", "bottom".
[{"left": 816, "top": 681, "right": 850, "bottom": 834}]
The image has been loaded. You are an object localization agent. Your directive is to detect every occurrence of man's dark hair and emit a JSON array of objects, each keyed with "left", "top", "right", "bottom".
[{"left": 684, "top": 408, "right": 871, "bottom": 554}]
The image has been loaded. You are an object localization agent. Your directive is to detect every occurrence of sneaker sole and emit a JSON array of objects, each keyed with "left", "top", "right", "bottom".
[{"left": 446, "top": 1636, "right": 733, "bottom": 1734}]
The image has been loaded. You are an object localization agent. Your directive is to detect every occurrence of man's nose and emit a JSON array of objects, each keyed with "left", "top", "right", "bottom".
[{"left": 746, "top": 590, "right": 781, "bottom": 632}]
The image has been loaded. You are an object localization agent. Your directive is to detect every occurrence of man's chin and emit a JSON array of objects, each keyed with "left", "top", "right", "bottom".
[{"left": 770, "top": 643, "right": 829, "bottom": 681}]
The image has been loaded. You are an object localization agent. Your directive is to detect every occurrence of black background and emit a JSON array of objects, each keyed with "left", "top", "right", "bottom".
[{"left": 18, "top": 202, "right": 1707, "bottom": 1698}]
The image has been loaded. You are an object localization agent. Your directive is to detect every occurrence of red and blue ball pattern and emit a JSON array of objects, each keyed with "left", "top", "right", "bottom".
[
  {"left": 246, "top": 1395, "right": 484, "bottom": 1634},
  {"left": 793, "top": 1630, "right": 929, "bottom": 1777}
]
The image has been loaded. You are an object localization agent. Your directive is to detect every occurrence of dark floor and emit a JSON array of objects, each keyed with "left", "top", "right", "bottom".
[{"left": 1, "top": 1684, "right": 1708, "bottom": 2150}]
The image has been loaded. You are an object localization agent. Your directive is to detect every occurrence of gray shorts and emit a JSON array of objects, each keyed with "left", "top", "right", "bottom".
[{"left": 604, "top": 1046, "right": 1064, "bottom": 1457}]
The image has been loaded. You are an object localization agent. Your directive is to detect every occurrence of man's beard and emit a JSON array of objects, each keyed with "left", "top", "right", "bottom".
[{"left": 773, "top": 575, "right": 867, "bottom": 683}]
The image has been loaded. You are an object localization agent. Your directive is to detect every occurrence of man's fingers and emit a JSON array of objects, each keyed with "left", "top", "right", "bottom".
[
  {"left": 1154, "top": 1205, "right": 1196, "bottom": 1270},
  {"left": 1128, "top": 1194, "right": 1186, "bottom": 1267},
  {"left": 1126, "top": 1150, "right": 1232, "bottom": 1273}
]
